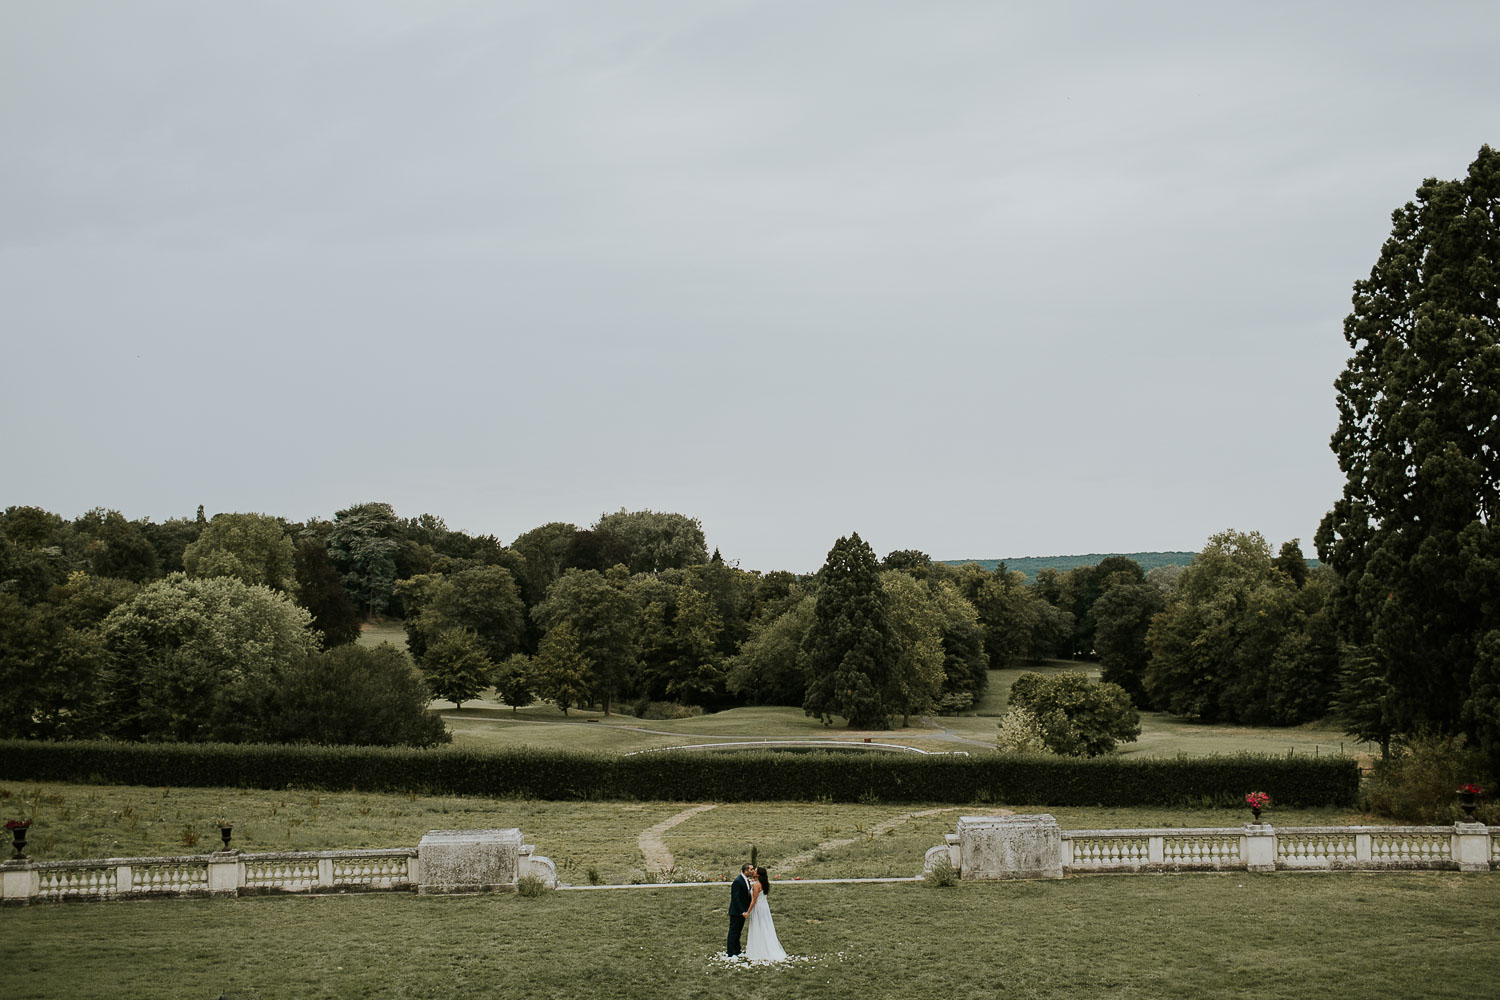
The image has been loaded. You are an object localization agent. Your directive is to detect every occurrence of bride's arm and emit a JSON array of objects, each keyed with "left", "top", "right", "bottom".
[{"left": 746, "top": 881, "right": 760, "bottom": 913}]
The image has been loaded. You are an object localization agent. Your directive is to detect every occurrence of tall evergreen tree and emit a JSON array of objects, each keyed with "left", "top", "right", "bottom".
[
  {"left": 1315, "top": 146, "right": 1500, "bottom": 754},
  {"left": 801, "top": 532, "right": 898, "bottom": 728}
]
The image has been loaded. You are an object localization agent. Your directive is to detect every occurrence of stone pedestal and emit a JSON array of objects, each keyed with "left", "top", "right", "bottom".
[
  {"left": 957, "top": 814, "right": 1063, "bottom": 880},
  {"left": 1453, "top": 823, "right": 1491, "bottom": 873},
  {"left": 0, "top": 861, "right": 36, "bottom": 903},
  {"left": 208, "top": 852, "right": 240, "bottom": 894},
  {"left": 417, "top": 829, "right": 523, "bottom": 894},
  {"left": 1243, "top": 824, "right": 1276, "bottom": 872}
]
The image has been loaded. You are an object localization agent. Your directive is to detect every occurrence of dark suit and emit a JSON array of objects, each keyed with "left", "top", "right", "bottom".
[{"left": 727, "top": 873, "right": 752, "bottom": 955}]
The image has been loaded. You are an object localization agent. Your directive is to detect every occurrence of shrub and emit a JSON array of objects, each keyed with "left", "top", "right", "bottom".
[
  {"left": 246, "top": 645, "right": 450, "bottom": 748},
  {"left": 1007, "top": 671, "right": 1140, "bottom": 756},
  {"left": 516, "top": 875, "right": 550, "bottom": 898},
  {"left": 924, "top": 855, "right": 958, "bottom": 887},
  {"left": 995, "top": 708, "right": 1052, "bottom": 754},
  {"left": 1362, "top": 731, "right": 1494, "bottom": 823}
]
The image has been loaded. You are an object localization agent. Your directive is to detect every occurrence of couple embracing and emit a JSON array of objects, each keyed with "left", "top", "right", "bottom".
[{"left": 726, "top": 863, "right": 787, "bottom": 962}]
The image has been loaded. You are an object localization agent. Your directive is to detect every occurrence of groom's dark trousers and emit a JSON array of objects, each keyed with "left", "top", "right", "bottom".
[{"left": 727, "top": 873, "right": 751, "bottom": 955}]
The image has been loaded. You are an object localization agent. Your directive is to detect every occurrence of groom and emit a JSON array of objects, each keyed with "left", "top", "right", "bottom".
[{"left": 726, "top": 862, "right": 755, "bottom": 957}]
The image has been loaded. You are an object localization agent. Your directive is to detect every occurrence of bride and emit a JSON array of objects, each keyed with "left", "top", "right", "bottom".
[{"left": 743, "top": 866, "right": 788, "bottom": 962}]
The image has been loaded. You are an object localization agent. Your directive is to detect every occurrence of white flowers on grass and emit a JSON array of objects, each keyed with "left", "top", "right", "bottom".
[{"left": 706, "top": 951, "right": 853, "bottom": 972}]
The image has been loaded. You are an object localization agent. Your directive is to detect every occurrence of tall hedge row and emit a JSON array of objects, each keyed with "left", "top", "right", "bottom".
[{"left": 0, "top": 740, "right": 1359, "bottom": 807}]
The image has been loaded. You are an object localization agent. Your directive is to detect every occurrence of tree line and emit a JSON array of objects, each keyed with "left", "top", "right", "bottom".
[
  {"left": 0, "top": 496, "right": 1336, "bottom": 750},
  {"left": 2, "top": 148, "right": 1494, "bottom": 768}
]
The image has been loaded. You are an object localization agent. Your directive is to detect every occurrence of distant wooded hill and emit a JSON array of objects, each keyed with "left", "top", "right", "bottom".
[{"left": 940, "top": 552, "right": 1199, "bottom": 582}]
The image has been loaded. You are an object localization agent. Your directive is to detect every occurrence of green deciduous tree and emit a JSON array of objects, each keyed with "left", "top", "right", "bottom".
[
  {"left": 1145, "top": 531, "right": 1339, "bottom": 725},
  {"left": 879, "top": 571, "right": 947, "bottom": 727},
  {"left": 636, "top": 581, "right": 725, "bottom": 705},
  {"left": 98, "top": 574, "right": 321, "bottom": 741},
  {"left": 248, "top": 644, "right": 449, "bottom": 746},
  {"left": 801, "top": 533, "right": 898, "bottom": 728},
  {"left": 531, "top": 567, "right": 639, "bottom": 715},
  {"left": 494, "top": 653, "right": 536, "bottom": 713},
  {"left": 182, "top": 512, "right": 297, "bottom": 591},
  {"left": 1316, "top": 146, "right": 1500, "bottom": 762},
  {"left": 593, "top": 509, "right": 709, "bottom": 574},
  {"left": 419, "top": 627, "right": 493, "bottom": 709},
  {"left": 532, "top": 621, "right": 592, "bottom": 716},
  {"left": 72, "top": 508, "right": 161, "bottom": 583},
  {"left": 407, "top": 566, "right": 526, "bottom": 665},
  {"left": 1092, "top": 576, "right": 1167, "bottom": 706},
  {"left": 725, "top": 592, "right": 815, "bottom": 706}
]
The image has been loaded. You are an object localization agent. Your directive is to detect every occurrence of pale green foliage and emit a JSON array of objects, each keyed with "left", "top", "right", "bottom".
[
  {"left": 181, "top": 512, "right": 296, "bottom": 591},
  {"left": 995, "top": 706, "right": 1052, "bottom": 754},
  {"left": 1007, "top": 671, "right": 1140, "bottom": 756},
  {"left": 726, "top": 592, "right": 814, "bottom": 705},
  {"left": 99, "top": 573, "right": 320, "bottom": 741},
  {"left": 879, "top": 570, "right": 947, "bottom": 726}
]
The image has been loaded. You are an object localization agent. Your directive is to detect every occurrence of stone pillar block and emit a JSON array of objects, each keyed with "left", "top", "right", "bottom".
[
  {"left": 418, "top": 829, "right": 523, "bottom": 894},
  {"left": 317, "top": 858, "right": 335, "bottom": 887},
  {"left": 1243, "top": 824, "right": 1276, "bottom": 872},
  {"left": 1452, "top": 823, "right": 1491, "bottom": 873},
  {"left": 208, "top": 855, "right": 240, "bottom": 894},
  {"left": 0, "top": 862, "right": 36, "bottom": 902},
  {"left": 957, "top": 814, "right": 1063, "bottom": 880}
]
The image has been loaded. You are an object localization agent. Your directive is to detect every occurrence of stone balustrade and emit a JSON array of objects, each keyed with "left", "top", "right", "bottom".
[
  {"left": 1, "top": 828, "right": 557, "bottom": 905},
  {"left": 926, "top": 815, "right": 1500, "bottom": 879}
]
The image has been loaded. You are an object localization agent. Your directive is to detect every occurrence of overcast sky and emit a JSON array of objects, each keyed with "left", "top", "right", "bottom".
[{"left": 3, "top": 2, "right": 1497, "bottom": 573}]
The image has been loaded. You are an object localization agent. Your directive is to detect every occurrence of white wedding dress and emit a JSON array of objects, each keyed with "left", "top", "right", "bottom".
[{"left": 743, "top": 891, "right": 788, "bottom": 962}]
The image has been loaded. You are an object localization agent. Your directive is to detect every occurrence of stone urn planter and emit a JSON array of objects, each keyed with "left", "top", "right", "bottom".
[
  {"left": 6, "top": 820, "right": 31, "bottom": 860},
  {"left": 1457, "top": 785, "right": 1482, "bottom": 822}
]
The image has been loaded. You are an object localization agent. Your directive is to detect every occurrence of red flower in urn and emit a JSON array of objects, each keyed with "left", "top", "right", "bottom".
[
  {"left": 1245, "top": 791, "right": 1270, "bottom": 822},
  {"left": 6, "top": 818, "right": 31, "bottom": 859}
]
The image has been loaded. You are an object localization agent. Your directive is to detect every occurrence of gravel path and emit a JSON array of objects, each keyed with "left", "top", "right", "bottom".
[
  {"left": 639, "top": 803, "right": 720, "bottom": 873},
  {"left": 772, "top": 806, "right": 989, "bottom": 871}
]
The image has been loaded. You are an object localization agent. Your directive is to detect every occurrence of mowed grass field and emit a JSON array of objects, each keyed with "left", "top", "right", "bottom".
[
  {"left": 429, "top": 660, "right": 1367, "bottom": 761},
  {"left": 4, "top": 874, "right": 1496, "bottom": 1000}
]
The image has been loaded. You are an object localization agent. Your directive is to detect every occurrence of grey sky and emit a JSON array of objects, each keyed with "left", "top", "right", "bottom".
[{"left": 4, "top": 1, "right": 1498, "bottom": 573}]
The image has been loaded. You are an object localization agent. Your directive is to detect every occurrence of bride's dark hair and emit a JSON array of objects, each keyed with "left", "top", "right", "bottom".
[{"left": 756, "top": 867, "right": 770, "bottom": 894}]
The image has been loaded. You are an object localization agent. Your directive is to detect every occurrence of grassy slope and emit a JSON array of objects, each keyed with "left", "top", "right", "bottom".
[
  {"left": 435, "top": 664, "right": 1368, "bottom": 760},
  {"left": 4, "top": 875, "right": 1496, "bottom": 1000}
]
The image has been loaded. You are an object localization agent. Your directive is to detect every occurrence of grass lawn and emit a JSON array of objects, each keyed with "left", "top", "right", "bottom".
[
  {"left": 3, "top": 874, "right": 1496, "bottom": 999},
  {"left": 1, "top": 781, "right": 1392, "bottom": 885},
  {"left": 355, "top": 619, "right": 408, "bottom": 650},
  {"left": 435, "top": 664, "right": 1372, "bottom": 761}
]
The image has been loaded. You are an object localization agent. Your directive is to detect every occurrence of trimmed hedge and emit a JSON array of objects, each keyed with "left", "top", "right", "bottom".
[{"left": 0, "top": 740, "right": 1360, "bottom": 807}]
